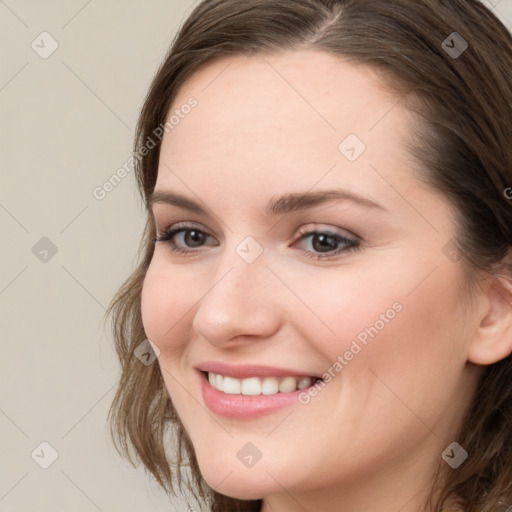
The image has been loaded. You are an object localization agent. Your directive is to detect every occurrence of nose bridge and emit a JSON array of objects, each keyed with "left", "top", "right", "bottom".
[
  {"left": 192, "top": 240, "right": 280, "bottom": 343},
  {"left": 210, "top": 234, "right": 271, "bottom": 302}
]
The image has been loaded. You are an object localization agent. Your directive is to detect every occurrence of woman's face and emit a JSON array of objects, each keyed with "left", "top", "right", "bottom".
[{"left": 141, "top": 51, "right": 481, "bottom": 509}]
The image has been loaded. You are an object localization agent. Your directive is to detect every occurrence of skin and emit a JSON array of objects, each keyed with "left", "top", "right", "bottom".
[{"left": 140, "top": 50, "right": 511, "bottom": 512}]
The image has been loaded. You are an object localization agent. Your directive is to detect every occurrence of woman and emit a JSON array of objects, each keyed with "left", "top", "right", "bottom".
[{"left": 107, "top": 1, "right": 512, "bottom": 510}]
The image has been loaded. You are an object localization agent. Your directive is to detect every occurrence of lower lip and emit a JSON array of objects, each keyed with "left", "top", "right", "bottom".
[{"left": 198, "top": 371, "right": 311, "bottom": 419}]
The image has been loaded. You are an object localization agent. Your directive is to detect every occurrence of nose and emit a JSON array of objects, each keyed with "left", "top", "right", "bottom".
[{"left": 192, "top": 250, "right": 281, "bottom": 347}]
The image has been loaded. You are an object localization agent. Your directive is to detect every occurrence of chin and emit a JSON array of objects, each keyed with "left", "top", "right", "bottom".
[
  {"left": 202, "top": 469, "right": 267, "bottom": 500},
  {"left": 196, "top": 455, "right": 280, "bottom": 500}
]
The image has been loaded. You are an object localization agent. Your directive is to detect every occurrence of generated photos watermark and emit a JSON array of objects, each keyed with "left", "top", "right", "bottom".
[
  {"left": 298, "top": 301, "right": 403, "bottom": 405},
  {"left": 92, "top": 96, "right": 198, "bottom": 201}
]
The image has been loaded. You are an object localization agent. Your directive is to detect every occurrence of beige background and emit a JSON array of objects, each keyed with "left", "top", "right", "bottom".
[{"left": 1, "top": 1, "right": 511, "bottom": 511}]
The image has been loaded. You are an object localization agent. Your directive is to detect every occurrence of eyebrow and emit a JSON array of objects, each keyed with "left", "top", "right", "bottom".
[{"left": 147, "top": 189, "right": 388, "bottom": 216}]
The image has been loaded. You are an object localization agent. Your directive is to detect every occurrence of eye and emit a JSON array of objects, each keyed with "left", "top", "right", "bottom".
[
  {"left": 154, "top": 224, "right": 218, "bottom": 254},
  {"left": 154, "top": 222, "right": 361, "bottom": 260},
  {"left": 293, "top": 227, "right": 360, "bottom": 260}
]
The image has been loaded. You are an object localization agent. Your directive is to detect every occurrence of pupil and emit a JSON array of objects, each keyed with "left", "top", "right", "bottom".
[
  {"left": 185, "top": 230, "right": 205, "bottom": 247},
  {"left": 313, "top": 234, "right": 337, "bottom": 252}
]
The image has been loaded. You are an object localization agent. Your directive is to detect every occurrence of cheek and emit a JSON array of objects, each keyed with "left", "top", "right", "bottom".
[
  {"left": 140, "top": 261, "right": 200, "bottom": 410},
  {"left": 283, "top": 261, "right": 468, "bottom": 473},
  {"left": 282, "top": 259, "right": 407, "bottom": 359},
  {"left": 301, "top": 253, "right": 462, "bottom": 351},
  {"left": 295, "top": 255, "right": 466, "bottom": 407},
  {"left": 349, "top": 264, "right": 465, "bottom": 424},
  {"left": 140, "top": 258, "right": 197, "bottom": 355}
]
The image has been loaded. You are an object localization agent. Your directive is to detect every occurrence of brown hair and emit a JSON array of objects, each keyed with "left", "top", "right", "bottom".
[{"left": 107, "top": 1, "right": 512, "bottom": 510}]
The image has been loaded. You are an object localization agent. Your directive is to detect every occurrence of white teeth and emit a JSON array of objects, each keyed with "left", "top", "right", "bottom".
[
  {"left": 215, "top": 373, "right": 224, "bottom": 392},
  {"left": 261, "top": 377, "right": 279, "bottom": 395},
  {"left": 241, "top": 377, "right": 261, "bottom": 395},
  {"left": 223, "top": 376, "right": 241, "bottom": 394},
  {"left": 206, "top": 372, "right": 317, "bottom": 395}
]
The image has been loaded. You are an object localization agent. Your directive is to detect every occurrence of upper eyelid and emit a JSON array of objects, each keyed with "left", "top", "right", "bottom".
[
  {"left": 157, "top": 223, "right": 359, "bottom": 247},
  {"left": 296, "top": 224, "right": 358, "bottom": 238},
  {"left": 157, "top": 221, "right": 355, "bottom": 235},
  {"left": 157, "top": 221, "right": 214, "bottom": 235}
]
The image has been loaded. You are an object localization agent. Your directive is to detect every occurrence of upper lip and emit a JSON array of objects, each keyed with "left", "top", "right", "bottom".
[{"left": 196, "top": 361, "right": 322, "bottom": 379}]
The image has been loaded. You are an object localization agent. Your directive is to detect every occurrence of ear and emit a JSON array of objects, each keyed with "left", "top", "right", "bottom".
[{"left": 467, "top": 270, "right": 512, "bottom": 366}]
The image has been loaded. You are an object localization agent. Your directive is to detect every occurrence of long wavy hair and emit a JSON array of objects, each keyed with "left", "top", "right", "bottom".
[{"left": 107, "top": 1, "right": 512, "bottom": 510}]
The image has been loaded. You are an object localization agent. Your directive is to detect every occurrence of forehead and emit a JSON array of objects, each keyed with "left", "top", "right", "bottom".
[
  {"left": 156, "top": 50, "right": 421, "bottom": 209},
  {"left": 168, "top": 50, "right": 401, "bottom": 144}
]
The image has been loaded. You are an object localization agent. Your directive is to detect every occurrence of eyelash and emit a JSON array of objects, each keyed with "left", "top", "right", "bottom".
[{"left": 154, "top": 223, "right": 361, "bottom": 260}]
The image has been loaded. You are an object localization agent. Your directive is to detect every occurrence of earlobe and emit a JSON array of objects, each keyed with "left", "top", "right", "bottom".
[{"left": 467, "top": 273, "right": 512, "bottom": 366}]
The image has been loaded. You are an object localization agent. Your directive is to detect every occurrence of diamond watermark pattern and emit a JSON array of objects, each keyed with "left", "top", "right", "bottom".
[
  {"left": 31, "top": 32, "right": 59, "bottom": 59},
  {"left": 134, "top": 338, "right": 160, "bottom": 365},
  {"left": 442, "top": 32, "right": 468, "bottom": 59},
  {"left": 32, "top": 237, "right": 58, "bottom": 263},
  {"left": 442, "top": 238, "right": 462, "bottom": 263},
  {"left": 338, "top": 134, "right": 366, "bottom": 162},
  {"left": 237, "top": 442, "right": 262, "bottom": 468},
  {"left": 236, "top": 236, "right": 263, "bottom": 264},
  {"left": 442, "top": 442, "right": 468, "bottom": 469},
  {"left": 31, "top": 441, "right": 59, "bottom": 469}
]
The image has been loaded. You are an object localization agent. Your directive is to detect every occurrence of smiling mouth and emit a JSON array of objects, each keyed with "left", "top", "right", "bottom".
[{"left": 203, "top": 371, "right": 323, "bottom": 396}]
